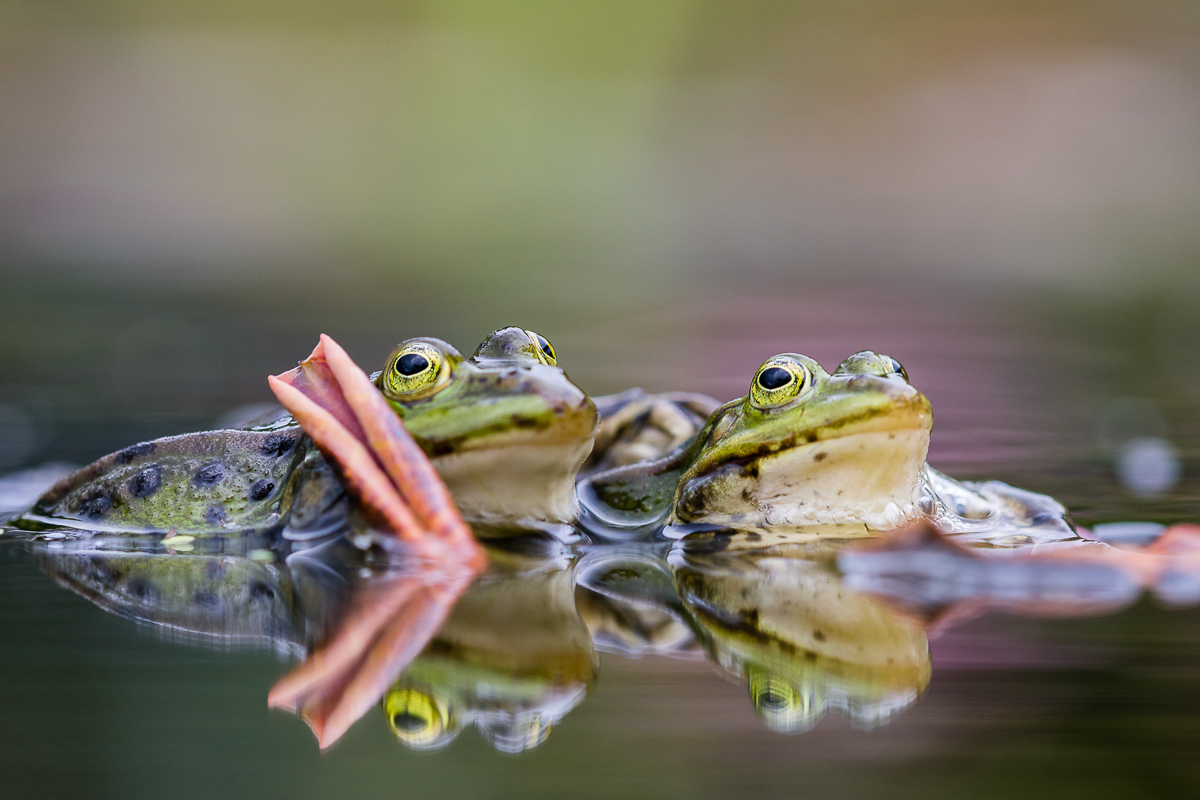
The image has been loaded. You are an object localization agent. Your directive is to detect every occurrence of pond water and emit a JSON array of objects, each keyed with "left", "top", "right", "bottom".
[{"left": 2, "top": 293, "right": 1200, "bottom": 800}]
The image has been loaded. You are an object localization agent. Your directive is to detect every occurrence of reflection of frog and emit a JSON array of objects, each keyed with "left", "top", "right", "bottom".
[
  {"left": 32, "top": 532, "right": 371, "bottom": 653},
  {"left": 582, "top": 351, "right": 1076, "bottom": 545},
  {"left": 671, "top": 546, "right": 930, "bottom": 731},
  {"left": 18, "top": 328, "right": 597, "bottom": 535},
  {"left": 381, "top": 545, "right": 596, "bottom": 753},
  {"left": 25, "top": 522, "right": 947, "bottom": 746},
  {"left": 574, "top": 547, "right": 699, "bottom": 658}
]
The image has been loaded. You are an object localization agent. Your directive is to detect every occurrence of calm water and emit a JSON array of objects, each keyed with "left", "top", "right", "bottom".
[{"left": 2, "top": 294, "right": 1200, "bottom": 800}]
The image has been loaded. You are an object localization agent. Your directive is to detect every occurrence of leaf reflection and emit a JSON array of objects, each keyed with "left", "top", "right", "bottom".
[{"left": 27, "top": 516, "right": 1200, "bottom": 752}]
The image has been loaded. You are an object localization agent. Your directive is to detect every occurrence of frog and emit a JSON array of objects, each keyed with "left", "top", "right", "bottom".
[
  {"left": 584, "top": 389, "right": 721, "bottom": 474},
  {"left": 16, "top": 327, "right": 598, "bottom": 536},
  {"left": 671, "top": 544, "right": 931, "bottom": 731},
  {"left": 378, "top": 545, "right": 596, "bottom": 753},
  {"left": 580, "top": 350, "right": 1077, "bottom": 544},
  {"left": 30, "top": 530, "right": 378, "bottom": 654}
]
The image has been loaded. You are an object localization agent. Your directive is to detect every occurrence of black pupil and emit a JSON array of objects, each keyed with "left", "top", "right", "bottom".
[
  {"left": 392, "top": 712, "right": 428, "bottom": 732},
  {"left": 535, "top": 334, "right": 553, "bottom": 358},
  {"left": 758, "top": 689, "right": 788, "bottom": 710},
  {"left": 757, "top": 366, "right": 793, "bottom": 391},
  {"left": 396, "top": 353, "right": 430, "bottom": 376}
]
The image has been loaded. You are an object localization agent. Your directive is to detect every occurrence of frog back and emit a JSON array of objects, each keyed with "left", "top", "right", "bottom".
[{"left": 21, "top": 427, "right": 308, "bottom": 534}]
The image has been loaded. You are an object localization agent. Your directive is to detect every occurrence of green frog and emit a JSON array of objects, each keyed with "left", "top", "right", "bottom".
[
  {"left": 18, "top": 328, "right": 597, "bottom": 535},
  {"left": 581, "top": 351, "right": 1076, "bottom": 544},
  {"left": 672, "top": 545, "right": 931, "bottom": 731},
  {"left": 381, "top": 545, "right": 596, "bottom": 752},
  {"left": 31, "top": 531, "right": 380, "bottom": 654}
]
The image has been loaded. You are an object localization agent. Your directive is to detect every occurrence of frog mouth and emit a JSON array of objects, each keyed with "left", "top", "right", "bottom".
[{"left": 677, "top": 402, "right": 934, "bottom": 531}]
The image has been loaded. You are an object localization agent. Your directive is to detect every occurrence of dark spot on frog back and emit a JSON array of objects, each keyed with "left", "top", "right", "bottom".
[
  {"left": 125, "top": 577, "right": 160, "bottom": 604},
  {"left": 192, "top": 589, "right": 221, "bottom": 611},
  {"left": 204, "top": 505, "right": 226, "bottom": 525},
  {"left": 193, "top": 462, "right": 226, "bottom": 486},
  {"left": 115, "top": 442, "right": 156, "bottom": 465},
  {"left": 82, "top": 491, "right": 113, "bottom": 519},
  {"left": 85, "top": 556, "right": 116, "bottom": 584},
  {"left": 248, "top": 479, "right": 275, "bottom": 502},
  {"left": 813, "top": 451, "right": 828, "bottom": 462},
  {"left": 248, "top": 581, "right": 275, "bottom": 601},
  {"left": 260, "top": 434, "right": 297, "bottom": 459},
  {"left": 128, "top": 465, "right": 162, "bottom": 498}
]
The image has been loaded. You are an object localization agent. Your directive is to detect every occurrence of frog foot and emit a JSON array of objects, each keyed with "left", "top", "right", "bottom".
[
  {"left": 268, "top": 334, "right": 483, "bottom": 564},
  {"left": 266, "top": 334, "right": 485, "bottom": 748}
]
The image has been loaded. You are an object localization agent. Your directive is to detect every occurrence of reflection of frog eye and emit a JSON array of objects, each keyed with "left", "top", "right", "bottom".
[
  {"left": 750, "top": 357, "right": 811, "bottom": 409},
  {"left": 524, "top": 330, "right": 557, "bottom": 366},
  {"left": 749, "top": 672, "right": 824, "bottom": 733},
  {"left": 384, "top": 688, "right": 456, "bottom": 749},
  {"left": 881, "top": 355, "right": 908, "bottom": 381},
  {"left": 382, "top": 342, "right": 451, "bottom": 400},
  {"left": 479, "top": 716, "right": 555, "bottom": 753}
]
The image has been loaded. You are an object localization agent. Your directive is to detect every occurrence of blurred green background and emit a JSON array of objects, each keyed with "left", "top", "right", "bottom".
[
  {"left": 6, "top": 4, "right": 1200, "bottom": 798},
  {"left": 4, "top": 0, "right": 1200, "bottom": 510}
]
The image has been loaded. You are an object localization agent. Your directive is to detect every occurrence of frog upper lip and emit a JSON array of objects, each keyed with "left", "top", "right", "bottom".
[
  {"left": 687, "top": 384, "right": 932, "bottom": 480},
  {"left": 420, "top": 369, "right": 597, "bottom": 453}
]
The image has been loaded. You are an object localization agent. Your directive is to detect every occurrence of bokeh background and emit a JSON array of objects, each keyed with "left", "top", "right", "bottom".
[
  {"left": 3, "top": 1, "right": 1200, "bottom": 499},
  {"left": 6, "top": 3, "right": 1200, "bottom": 798}
]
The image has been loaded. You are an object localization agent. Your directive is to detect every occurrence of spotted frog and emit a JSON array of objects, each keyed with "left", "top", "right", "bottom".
[{"left": 19, "top": 328, "right": 597, "bottom": 535}]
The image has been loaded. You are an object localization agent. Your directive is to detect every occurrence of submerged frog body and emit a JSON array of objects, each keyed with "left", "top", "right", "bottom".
[
  {"left": 21, "top": 328, "right": 597, "bottom": 535},
  {"left": 582, "top": 351, "right": 1076, "bottom": 543}
]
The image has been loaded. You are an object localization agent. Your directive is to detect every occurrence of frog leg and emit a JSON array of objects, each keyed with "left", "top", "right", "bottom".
[
  {"left": 267, "top": 334, "right": 481, "bottom": 561},
  {"left": 266, "top": 334, "right": 484, "bottom": 748}
]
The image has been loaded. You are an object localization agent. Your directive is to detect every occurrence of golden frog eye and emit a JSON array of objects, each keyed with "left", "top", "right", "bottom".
[
  {"left": 524, "top": 329, "right": 557, "bottom": 366},
  {"left": 749, "top": 672, "right": 822, "bottom": 732},
  {"left": 383, "top": 341, "right": 450, "bottom": 400},
  {"left": 384, "top": 688, "right": 453, "bottom": 748},
  {"left": 749, "top": 356, "right": 810, "bottom": 409}
]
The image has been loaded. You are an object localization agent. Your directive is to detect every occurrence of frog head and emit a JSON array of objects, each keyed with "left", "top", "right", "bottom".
[
  {"left": 675, "top": 351, "right": 932, "bottom": 530},
  {"left": 376, "top": 327, "right": 598, "bottom": 527}
]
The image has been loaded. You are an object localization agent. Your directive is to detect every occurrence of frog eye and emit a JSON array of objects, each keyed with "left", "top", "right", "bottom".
[
  {"left": 524, "top": 329, "right": 557, "bottom": 366},
  {"left": 882, "top": 355, "right": 908, "bottom": 381},
  {"left": 382, "top": 341, "right": 451, "bottom": 400},
  {"left": 749, "top": 672, "right": 823, "bottom": 732},
  {"left": 384, "top": 688, "right": 455, "bottom": 749},
  {"left": 750, "top": 357, "right": 811, "bottom": 409}
]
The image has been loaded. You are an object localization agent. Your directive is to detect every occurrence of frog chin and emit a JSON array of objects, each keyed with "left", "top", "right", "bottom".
[
  {"left": 675, "top": 426, "right": 931, "bottom": 531},
  {"left": 431, "top": 437, "right": 593, "bottom": 528}
]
